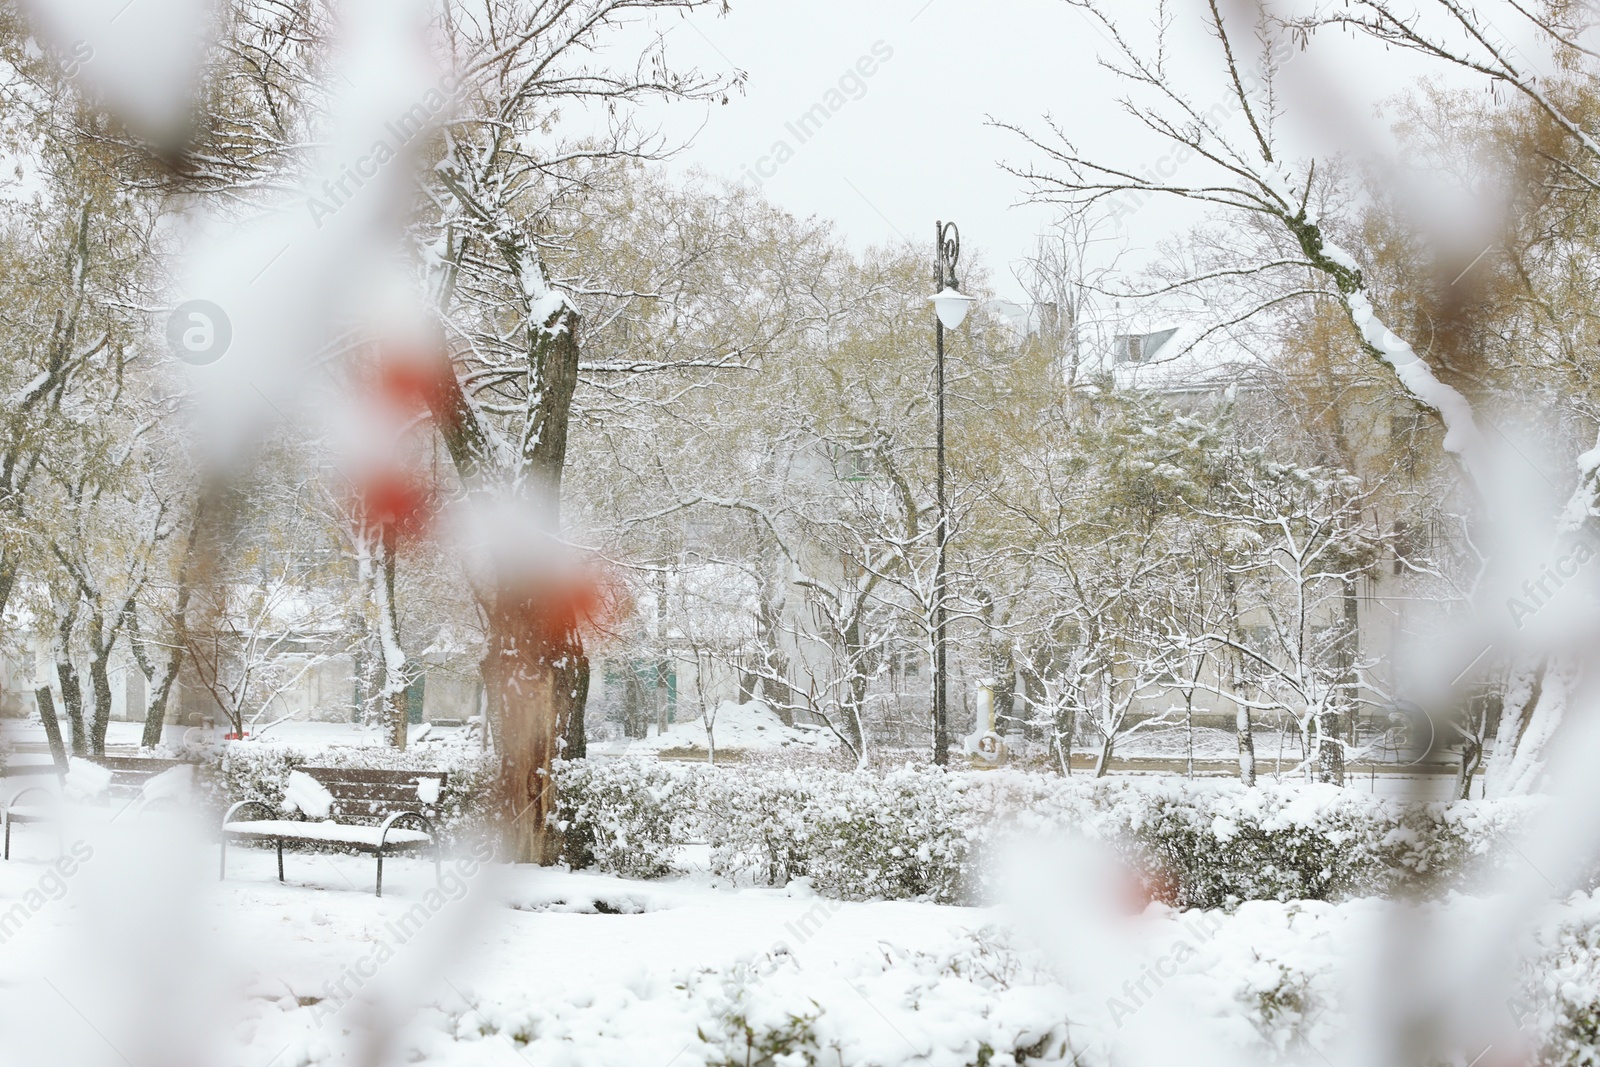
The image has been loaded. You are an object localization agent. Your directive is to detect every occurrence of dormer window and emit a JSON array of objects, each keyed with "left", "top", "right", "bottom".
[{"left": 1113, "top": 328, "right": 1178, "bottom": 364}]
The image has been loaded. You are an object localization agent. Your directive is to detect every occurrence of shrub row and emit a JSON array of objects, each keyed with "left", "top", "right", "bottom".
[{"left": 556, "top": 759, "right": 1540, "bottom": 906}]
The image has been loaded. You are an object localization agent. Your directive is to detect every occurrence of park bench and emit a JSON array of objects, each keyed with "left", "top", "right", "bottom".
[
  {"left": 1, "top": 755, "right": 191, "bottom": 859},
  {"left": 220, "top": 767, "right": 445, "bottom": 897},
  {"left": 1, "top": 760, "right": 62, "bottom": 861}
]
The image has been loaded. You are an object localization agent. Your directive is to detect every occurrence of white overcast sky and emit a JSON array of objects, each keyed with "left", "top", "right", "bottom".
[{"left": 610, "top": 0, "right": 1507, "bottom": 301}]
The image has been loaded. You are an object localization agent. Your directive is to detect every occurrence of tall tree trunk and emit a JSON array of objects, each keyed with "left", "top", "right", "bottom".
[
  {"left": 419, "top": 236, "right": 592, "bottom": 861},
  {"left": 565, "top": 650, "right": 588, "bottom": 759},
  {"left": 1237, "top": 704, "right": 1256, "bottom": 787},
  {"left": 1222, "top": 568, "right": 1256, "bottom": 786},
  {"left": 58, "top": 657, "right": 86, "bottom": 758},
  {"left": 423, "top": 298, "right": 586, "bottom": 864},
  {"left": 1456, "top": 734, "right": 1483, "bottom": 800},
  {"left": 140, "top": 653, "right": 182, "bottom": 749},
  {"left": 88, "top": 640, "right": 114, "bottom": 756},
  {"left": 622, "top": 670, "right": 643, "bottom": 739},
  {"left": 655, "top": 662, "right": 669, "bottom": 736},
  {"left": 1092, "top": 729, "right": 1114, "bottom": 778},
  {"left": 1486, "top": 660, "right": 1557, "bottom": 798},
  {"left": 481, "top": 596, "right": 583, "bottom": 867},
  {"left": 1315, "top": 707, "right": 1344, "bottom": 785},
  {"left": 375, "top": 527, "right": 408, "bottom": 750},
  {"left": 135, "top": 512, "right": 198, "bottom": 750},
  {"left": 0, "top": 555, "right": 17, "bottom": 635},
  {"left": 1056, "top": 695, "right": 1076, "bottom": 776},
  {"left": 33, "top": 687, "right": 68, "bottom": 772}
]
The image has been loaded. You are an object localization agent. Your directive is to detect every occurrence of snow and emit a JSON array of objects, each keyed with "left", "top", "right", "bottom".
[
  {"left": 1342, "top": 288, "right": 1486, "bottom": 471},
  {"left": 284, "top": 770, "right": 336, "bottom": 819},
  {"left": 4, "top": 834, "right": 1594, "bottom": 1067},
  {"left": 588, "top": 699, "right": 840, "bottom": 757},
  {"left": 63, "top": 758, "right": 112, "bottom": 799},
  {"left": 224, "top": 819, "right": 432, "bottom": 847},
  {"left": 138, "top": 764, "right": 194, "bottom": 805}
]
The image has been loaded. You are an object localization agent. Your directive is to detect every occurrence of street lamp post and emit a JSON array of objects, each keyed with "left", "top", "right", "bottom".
[{"left": 928, "top": 221, "right": 974, "bottom": 767}]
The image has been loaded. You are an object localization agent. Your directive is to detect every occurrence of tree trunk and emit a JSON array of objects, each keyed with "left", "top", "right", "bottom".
[
  {"left": 1093, "top": 731, "right": 1114, "bottom": 778},
  {"left": 622, "top": 670, "right": 642, "bottom": 739},
  {"left": 88, "top": 644, "right": 114, "bottom": 757},
  {"left": 565, "top": 650, "right": 588, "bottom": 760},
  {"left": 33, "top": 687, "right": 68, "bottom": 772},
  {"left": 375, "top": 527, "right": 408, "bottom": 750},
  {"left": 58, "top": 656, "right": 86, "bottom": 757},
  {"left": 1237, "top": 704, "right": 1256, "bottom": 787},
  {"left": 423, "top": 282, "right": 585, "bottom": 864},
  {"left": 1485, "top": 660, "right": 1548, "bottom": 797},
  {"left": 1185, "top": 701, "right": 1194, "bottom": 779},
  {"left": 138, "top": 508, "right": 198, "bottom": 749},
  {"left": 481, "top": 596, "right": 583, "bottom": 867},
  {"left": 1315, "top": 707, "right": 1344, "bottom": 785},
  {"left": 1456, "top": 734, "right": 1482, "bottom": 800},
  {"left": 655, "top": 661, "right": 670, "bottom": 736},
  {"left": 1223, "top": 569, "right": 1256, "bottom": 786},
  {"left": 140, "top": 652, "right": 182, "bottom": 749},
  {"left": 86, "top": 609, "right": 116, "bottom": 756},
  {"left": 1057, "top": 699, "right": 1076, "bottom": 776}
]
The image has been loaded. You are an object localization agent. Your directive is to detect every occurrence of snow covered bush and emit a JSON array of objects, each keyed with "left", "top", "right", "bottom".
[
  {"left": 555, "top": 758, "right": 700, "bottom": 879},
  {"left": 701, "top": 764, "right": 978, "bottom": 901},
  {"left": 556, "top": 761, "right": 1543, "bottom": 906}
]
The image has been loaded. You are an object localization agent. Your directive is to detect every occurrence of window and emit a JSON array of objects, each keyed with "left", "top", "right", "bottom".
[
  {"left": 831, "top": 440, "right": 874, "bottom": 482},
  {"left": 1113, "top": 328, "right": 1178, "bottom": 364}
]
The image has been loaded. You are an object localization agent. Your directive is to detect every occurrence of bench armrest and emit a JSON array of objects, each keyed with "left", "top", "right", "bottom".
[
  {"left": 222, "top": 800, "right": 281, "bottom": 826},
  {"left": 378, "top": 810, "right": 434, "bottom": 849},
  {"left": 3, "top": 785, "right": 59, "bottom": 816}
]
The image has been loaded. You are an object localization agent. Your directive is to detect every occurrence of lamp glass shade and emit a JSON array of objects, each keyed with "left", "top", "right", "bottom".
[{"left": 929, "top": 287, "right": 975, "bottom": 329}]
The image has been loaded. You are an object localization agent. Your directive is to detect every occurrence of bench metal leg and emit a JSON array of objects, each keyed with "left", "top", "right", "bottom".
[
  {"left": 3, "top": 816, "right": 9, "bottom": 862},
  {"left": 277, "top": 839, "right": 285, "bottom": 882},
  {"left": 219, "top": 837, "right": 227, "bottom": 880},
  {"left": 375, "top": 852, "right": 384, "bottom": 898}
]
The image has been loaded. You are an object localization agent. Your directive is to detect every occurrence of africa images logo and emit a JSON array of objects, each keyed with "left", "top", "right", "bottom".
[{"left": 166, "top": 300, "right": 232, "bottom": 366}]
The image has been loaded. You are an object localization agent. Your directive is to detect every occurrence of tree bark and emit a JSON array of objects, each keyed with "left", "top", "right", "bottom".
[
  {"left": 1456, "top": 734, "right": 1482, "bottom": 800},
  {"left": 33, "top": 687, "right": 68, "bottom": 772},
  {"left": 87, "top": 611, "right": 115, "bottom": 756},
  {"left": 58, "top": 656, "right": 87, "bottom": 757},
  {"left": 423, "top": 300, "right": 586, "bottom": 864},
  {"left": 481, "top": 595, "right": 584, "bottom": 866},
  {"left": 1237, "top": 704, "right": 1256, "bottom": 787},
  {"left": 140, "top": 653, "right": 181, "bottom": 750},
  {"left": 565, "top": 650, "right": 588, "bottom": 760},
  {"left": 1093, "top": 730, "right": 1114, "bottom": 778},
  {"left": 1315, "top": 707, "right": 1344, "bottom": 785},
  {"left": 377, "top": 528, "right": 408, "bottom": 751}
]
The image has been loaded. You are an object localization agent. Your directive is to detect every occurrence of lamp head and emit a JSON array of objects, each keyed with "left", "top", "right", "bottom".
[{"left": 929, "top": 287, "right": 975, "bottom": 329}]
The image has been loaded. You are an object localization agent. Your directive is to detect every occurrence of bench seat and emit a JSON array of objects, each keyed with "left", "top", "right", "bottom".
[
  {"left": 220, "top": 768, "right": 449, "bottom": 896},
  {"left": 224, "top": 819, "right": 431, "bottom": 849}
]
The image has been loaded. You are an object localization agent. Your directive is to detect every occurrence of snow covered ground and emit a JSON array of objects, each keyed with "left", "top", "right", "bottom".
[
  {"left": 1, "top": 807, "right": 1587, "bottom": 1066},
  {"left": 586, "top": 699, "right": 840, "bottom": 758}
]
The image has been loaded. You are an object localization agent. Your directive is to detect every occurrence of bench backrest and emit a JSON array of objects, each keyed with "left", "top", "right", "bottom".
[
  {"left": 299, "top": 767, "right": 449, "bottom": 822},
  {"left": 92, "top": 757, "right": 189, "bottom": 800},
  {"left": 0, "top": 763, "right": 64, "bottom": 779}
]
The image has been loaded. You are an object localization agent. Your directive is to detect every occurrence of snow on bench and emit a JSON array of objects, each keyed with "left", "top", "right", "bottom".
[{"left": 220, "top": 767, "right": 448, "bottom": 897}]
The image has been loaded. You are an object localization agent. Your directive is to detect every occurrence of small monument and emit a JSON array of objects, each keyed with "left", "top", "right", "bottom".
[{"left": 962, "top": 679, "right": 1006, "bottom": 767}]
